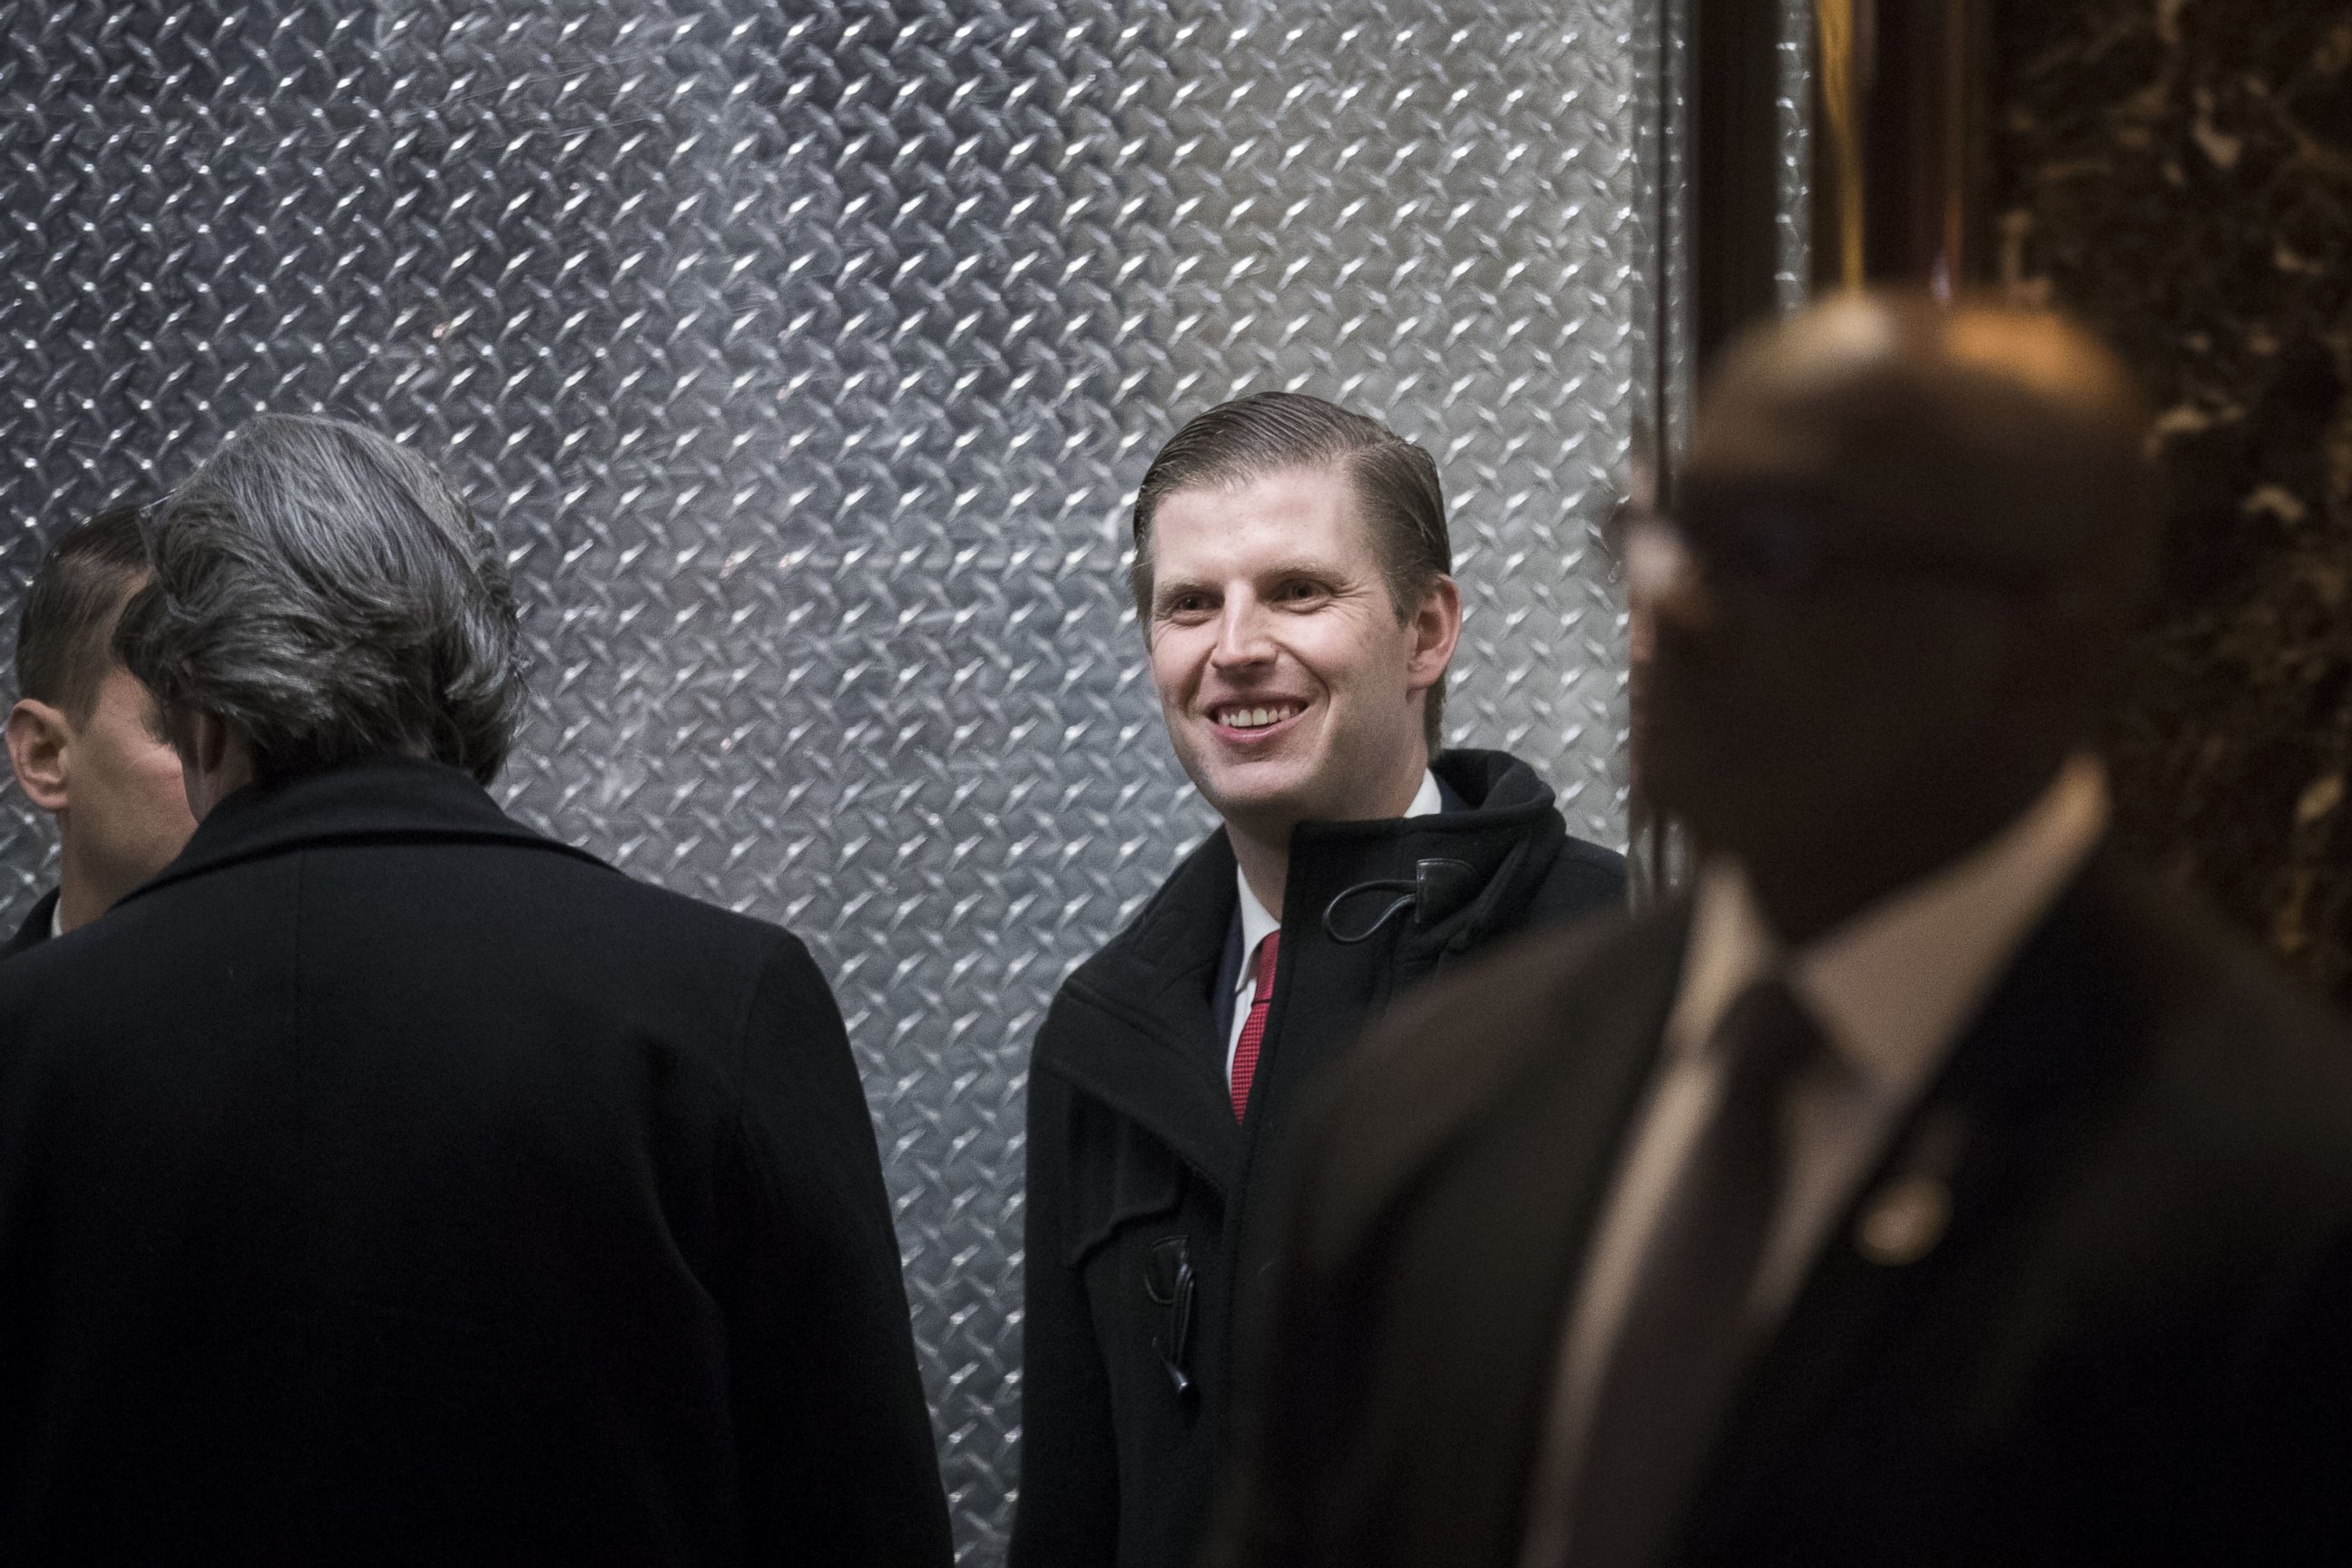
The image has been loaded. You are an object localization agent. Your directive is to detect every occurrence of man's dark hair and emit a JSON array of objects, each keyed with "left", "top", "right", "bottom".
[
  {"left": 14, "top": 505, "right": 152, "bottom": 723},
  {"left": 1132, "top": 391, "right": 1455, "bottom": 750},
  {"left": 113, "top": 414, "right": 526, "bottom": 786}
]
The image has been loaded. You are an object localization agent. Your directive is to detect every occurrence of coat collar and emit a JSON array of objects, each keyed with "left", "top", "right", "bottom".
[
  {"left": 114, "top": 756, "right": 608, "bottom": 910},
  {"left": 1033, "top": 749, "right": 1574, "bottom": 1194},
  {"left": 1044, "top": 826, "right": 1250, "bottom": 1190},
  {"left": 3, "top": 886, "right": 60, "bottom": 957},
  {"left": 1282, "top": 749, "right": 1568, "bottom": 971}
]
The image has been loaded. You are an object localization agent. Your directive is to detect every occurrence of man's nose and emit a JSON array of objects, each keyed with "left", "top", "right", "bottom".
[{"left": 1210, "top": 597, "right": 1276, "bottom": 667}]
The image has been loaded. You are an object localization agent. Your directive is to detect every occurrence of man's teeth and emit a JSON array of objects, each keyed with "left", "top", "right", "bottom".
[{"left": 1220, "top": 705, "right": 1300, "bottom": 730}]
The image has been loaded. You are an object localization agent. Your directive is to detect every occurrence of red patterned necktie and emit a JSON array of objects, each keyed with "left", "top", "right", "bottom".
[{"left": 1230, "top": 932, "right": 1281, "bottom": 1122}]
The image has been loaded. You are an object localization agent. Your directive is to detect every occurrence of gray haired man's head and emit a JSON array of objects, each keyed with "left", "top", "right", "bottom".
[{"left": 114, "top": 414, "right": 525, "bottom": 786}]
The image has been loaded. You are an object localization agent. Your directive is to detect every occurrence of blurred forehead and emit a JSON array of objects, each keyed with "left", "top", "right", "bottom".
[
  {"left": 1682, "top": 301, "right": 2144, "bottom": 573},
  {"left": 1150, "top": 466, "right": 1371, "bottom": 573}
]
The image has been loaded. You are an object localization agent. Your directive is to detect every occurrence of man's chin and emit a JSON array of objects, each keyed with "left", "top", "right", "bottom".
[{"left": 1195, "top": 768, "right": 1321, "bottom": 833}]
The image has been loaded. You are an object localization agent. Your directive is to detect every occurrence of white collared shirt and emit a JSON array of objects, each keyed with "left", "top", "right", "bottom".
[
  {"left": 1518, "top": 753, "right": 2112, "bottom": 1568},
  {"left": 49, "top": 897, "right": 64, "bottom": 941},
  {"left": 1226, "top": 769, "right": 1445, "bottom": 1086}
]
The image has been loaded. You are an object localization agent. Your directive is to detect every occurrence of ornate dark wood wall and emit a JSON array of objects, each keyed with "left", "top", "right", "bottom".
[{"left": 1990, "top": 2, "right": 2352, "bottom": 1003}]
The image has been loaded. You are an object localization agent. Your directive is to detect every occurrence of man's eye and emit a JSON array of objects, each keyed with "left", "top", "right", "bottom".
[{"left": 1277, "top": 581, "right": 1324, "bottom": 602}]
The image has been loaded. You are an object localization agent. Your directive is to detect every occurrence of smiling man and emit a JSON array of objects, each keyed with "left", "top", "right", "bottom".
[{"left": 1009, "top": 392, "right": 1626, "bottom": 1568}]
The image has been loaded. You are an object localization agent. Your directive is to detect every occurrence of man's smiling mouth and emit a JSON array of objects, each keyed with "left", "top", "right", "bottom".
[{"left": 1213, "top": 703, "right": 1303, "bottom": 730}]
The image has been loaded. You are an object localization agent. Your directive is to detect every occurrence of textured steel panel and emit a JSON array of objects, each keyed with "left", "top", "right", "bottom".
[
  {"left": 0, "top": 2, "right": 1665, "bottom": 1557},
  {"left": 1778, "top": 0, "right": 1815, "bottom": 307}
]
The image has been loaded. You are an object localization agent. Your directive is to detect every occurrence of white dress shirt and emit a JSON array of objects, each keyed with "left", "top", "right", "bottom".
[
  {"left": 50, "top": 897, "right": 64, "bottom": 941},
  {"left": 1226, "top": 769, "right": 1444, "bottom": 1086},
  {"left": 1518, "top": 753, "right": 2112, "bottom": 1568}
]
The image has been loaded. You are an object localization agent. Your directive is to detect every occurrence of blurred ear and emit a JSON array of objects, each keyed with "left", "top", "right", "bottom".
[
  {"left": 179, "top": 710, "right": 257, "bottom": 821},
  {"left": 5, "top": 699, "right": 73, "bottom": 815},
  {"left": 1405, "top": 574, "right": 1463, "bottom": 694}
]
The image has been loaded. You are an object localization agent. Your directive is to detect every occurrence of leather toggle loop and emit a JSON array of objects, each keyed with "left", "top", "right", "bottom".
[{"left": 1321, "top": 858, "right": 1479, "bottom": 945}]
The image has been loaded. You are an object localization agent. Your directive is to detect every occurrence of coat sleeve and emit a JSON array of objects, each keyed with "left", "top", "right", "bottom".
[
  {"left": 1006, "top": 1049, "right": 1122, "bottom": 1566},
  {"left": 719, "top": 936, "right": 954, "bottom": 1567}
]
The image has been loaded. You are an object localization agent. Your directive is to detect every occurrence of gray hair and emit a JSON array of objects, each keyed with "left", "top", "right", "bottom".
[{"left": 113, "top": 414, "right": 525, "bottom": 786}]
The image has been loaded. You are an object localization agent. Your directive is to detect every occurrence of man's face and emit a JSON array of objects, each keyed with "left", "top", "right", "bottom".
[
  {"left": 1634, "top": 299, "right": 2141, "bottom": 904},
  {"left": 1144, "top": 466, "right": 1457, "bottom": 838},
  {"left": 73, "top": 667, "right": 200, "bottom": 893},
  {"left": 6, "top": 664, "right": 198, "bottom": 921},
  {"left": 1631, "top": 466, "right": 2037, "bottom": 868}
]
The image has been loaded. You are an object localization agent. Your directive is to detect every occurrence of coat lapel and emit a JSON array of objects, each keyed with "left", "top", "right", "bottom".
[{"left": 1037, "top": 833, "right": 1247, "bottom": 1195}]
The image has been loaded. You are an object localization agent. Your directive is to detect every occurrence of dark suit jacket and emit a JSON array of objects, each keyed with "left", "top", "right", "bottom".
[
  {"left": 1, "top": 887, "right": 56, "bottom": 958},
  {"left": 0, "top": 759, "right": 952, "bottom": 1566},
  {"left": 1210, "top": 849, "right": 2352, "bottom": 1567}
]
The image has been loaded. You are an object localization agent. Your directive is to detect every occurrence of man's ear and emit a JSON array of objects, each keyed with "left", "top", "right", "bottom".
[
  {"left": 179, "top": 709, "right": 257, "bottom": 821},
  {"left": 1405, "top": 574, "right": 1464, "bottom": 693},
  {"left": 5, "top": 699, "right": 73, "bottom": 815},
  {"left": 184, "top": 709, "right": 229, "bottom": 776}
]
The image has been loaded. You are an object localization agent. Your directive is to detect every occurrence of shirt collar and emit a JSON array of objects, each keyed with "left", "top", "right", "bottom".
[
  {"left": 1234, "top": 768, "right": 1444, "bottom": 994},
  {"left": 49, "top": 896, "right": 64, "bottom": 941},
  {"left": 1664, "top": 753, "right": 2112, "bottom": 1095}
]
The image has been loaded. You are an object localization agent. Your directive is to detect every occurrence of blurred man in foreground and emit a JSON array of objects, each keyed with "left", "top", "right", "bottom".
[
  {"left": 1210, "top": 296, "right": 2352, "bottom": 1567},
  {"left": 0, "top": 416, "right": 953, "bottom": 1565},
  {"left": 4, "top": 504, "right": 196, "bottom": 952},
  {"left": 1010, "top": 393, "right": 1624, "bottom": 1568}
]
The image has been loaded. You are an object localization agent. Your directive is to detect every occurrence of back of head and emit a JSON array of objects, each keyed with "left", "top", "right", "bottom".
[
  {"left": 113, "top": 415, "right": 525, "bottom": 785},
  {"left": 15, "top": 505, "right": 152, "bottom": 722}
]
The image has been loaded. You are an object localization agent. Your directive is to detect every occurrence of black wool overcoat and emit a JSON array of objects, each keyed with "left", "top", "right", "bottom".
[
  {"left": 0, "top": 758, "right": 953, "bottom": 1567},
  {"left": 1009, "top": 749, "right": 1626, "bottom": 1568}
]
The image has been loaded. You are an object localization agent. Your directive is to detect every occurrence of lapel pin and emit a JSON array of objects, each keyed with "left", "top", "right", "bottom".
[{"left": 1855, "top": 1173, "right": 1950, "bottom": 1267}]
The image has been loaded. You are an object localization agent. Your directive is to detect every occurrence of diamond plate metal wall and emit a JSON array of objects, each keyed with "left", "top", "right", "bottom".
[
  {"left": 0, "top": 2, "right": 1667, "bottom": 1558},
  {"left": 1779, "top": 0, "right": 1815, "bottom": 307}
]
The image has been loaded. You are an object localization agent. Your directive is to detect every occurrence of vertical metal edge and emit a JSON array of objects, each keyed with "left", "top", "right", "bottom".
[
  {"left": 1776, "top": 0, "right": 1817, "bottom": 309},
  {"left": 1810, "top": 0, "right": 1994, "bottom": 293},
  {"left": 1626, "top": 0, "right": 1695, "bottom": 910},
  {"left": 1690, "top": 0, "right": 1788, "bottom": 370}
]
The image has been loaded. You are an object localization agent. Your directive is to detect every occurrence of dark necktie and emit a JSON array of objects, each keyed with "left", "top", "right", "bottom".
[
  {"left": 1563, "top": 975, "right": 1824, "bottom": 1568},
  {"left": 1230, "top": 932, "right": 1280, "bottom": 1122}
]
